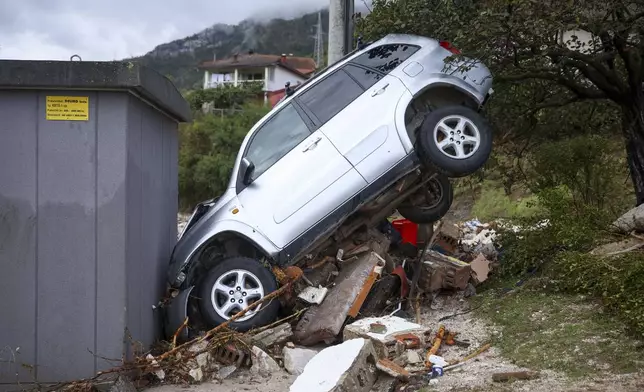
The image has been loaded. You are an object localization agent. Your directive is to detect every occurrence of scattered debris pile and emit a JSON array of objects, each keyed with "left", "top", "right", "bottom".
[{"left": 53, "top": 217, "right": 506, "bottom": 392}]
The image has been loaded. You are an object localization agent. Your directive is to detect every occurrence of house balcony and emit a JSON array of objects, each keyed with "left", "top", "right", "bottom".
[{"left": 205, "top": 79, "right": 265, "bottom": 89}]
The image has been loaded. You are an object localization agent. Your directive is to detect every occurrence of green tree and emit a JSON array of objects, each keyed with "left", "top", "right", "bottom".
[
  {"left": 358, "top": 0, "right": 644, "bottom": 205},
  {"left": 178, "top": 104, "right": 270, "bottom": 209}
]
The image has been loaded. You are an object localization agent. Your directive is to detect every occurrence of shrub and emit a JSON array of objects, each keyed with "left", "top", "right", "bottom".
[
  {"left": 178, "top": 104, "right": 270, "bottom": 210},
  {"left": 184, "top": 83, "right": 264, "bottom": 112},
  {"left": 548, "top": 251, "right": 644, "bottom": 337}
]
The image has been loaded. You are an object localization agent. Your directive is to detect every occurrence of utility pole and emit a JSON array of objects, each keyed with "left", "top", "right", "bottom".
[
  {"left": 328, "top": 0, "right": 355, "bottom": 65},
  {"left": 314, "top": 11, "right": 325, "bottom": 69}
]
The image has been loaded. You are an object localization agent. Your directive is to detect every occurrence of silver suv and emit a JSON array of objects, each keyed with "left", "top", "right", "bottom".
[{"left": 165, "top": 34, "right": 494, "bottom": 336}]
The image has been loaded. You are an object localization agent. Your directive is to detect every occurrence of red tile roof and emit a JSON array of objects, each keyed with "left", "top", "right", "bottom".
[{"left": 198, "top": 53, "right": 317, "bottom": 77}]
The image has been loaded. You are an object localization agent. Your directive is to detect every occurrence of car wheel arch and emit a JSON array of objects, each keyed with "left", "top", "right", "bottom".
[
  {"left": 404, "top": 83, "right": 481, "bottom": 143},
  {"left": 184, "top": 231, "right": 274, "bottom": 286}
]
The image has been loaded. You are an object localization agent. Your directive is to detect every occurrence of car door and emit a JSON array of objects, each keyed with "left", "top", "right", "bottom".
[
  {"left": 301, "top": 44, "right": 420, "bottom": 184},
  {"left": 236, "top": 102, "right": 366, "bottom": 249}
]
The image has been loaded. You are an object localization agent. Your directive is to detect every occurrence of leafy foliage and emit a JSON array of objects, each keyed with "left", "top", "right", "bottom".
[
  {"left": 184, "top": 83, "right": 264, "bottom": 111},
  {"left": 548, "top": 251, "right": 644, "bottom": 337},
  {"left": 358, "top": 0, "right": 644, "bottom": 203},
  {"left": 528, "top": 135, "right": 632, "bottom": 211},
  {"left": 178, "top": 105, "right": 270, "bottom": 210}
]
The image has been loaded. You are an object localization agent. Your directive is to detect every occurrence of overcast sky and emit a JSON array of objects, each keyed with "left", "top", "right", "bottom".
[{"left": 0, "top": 0, "right": 330, "bottom": 61}]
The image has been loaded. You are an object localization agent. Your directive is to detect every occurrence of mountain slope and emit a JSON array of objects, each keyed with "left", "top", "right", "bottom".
[{"left": 133, "top": 10, "right": 331, "bottom": 91}]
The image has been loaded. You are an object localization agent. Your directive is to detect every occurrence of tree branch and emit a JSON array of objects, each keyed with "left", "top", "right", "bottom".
[{"left": 500, "top": 71, "right": 608, "bottom": 100}]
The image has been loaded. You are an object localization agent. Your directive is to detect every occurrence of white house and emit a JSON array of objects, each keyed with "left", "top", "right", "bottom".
[{"left": 198, "top": 52, "right": 317, "bottom": 105}]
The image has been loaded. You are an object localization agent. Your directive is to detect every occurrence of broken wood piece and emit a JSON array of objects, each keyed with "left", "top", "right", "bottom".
[
  {"left": 492, "top": 370, "right": 539, "bottom": 382},
  {"left": 376, "top": 358, "right": 410, "bottom": 381}
]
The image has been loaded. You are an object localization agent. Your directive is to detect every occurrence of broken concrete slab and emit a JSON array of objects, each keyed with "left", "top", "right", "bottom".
[
  {"left": 250, "top": 323, "right": 293, "bottom": 349},
  {"left": 294, "top": 252, "right": 381, "bottom": 346},
  {"left": 343, "top": 316, "right": 428, "bottom": 359},
  {"left": 283, "top": 347, "right": 320, "bottom": 375},
  {"left": 251, "top": 346, "right": 281, "bottom": 378},
  {"left": 289, "top": 338, "right": 378, "bottom": 392}
]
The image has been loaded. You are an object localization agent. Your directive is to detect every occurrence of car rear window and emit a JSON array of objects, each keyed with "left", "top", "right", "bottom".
[
  {"left": 351, "top": 44, "right": 420, "bottom": 74},
  {"left": 343, "top": 64, "right": 384, "bottom": 89}
]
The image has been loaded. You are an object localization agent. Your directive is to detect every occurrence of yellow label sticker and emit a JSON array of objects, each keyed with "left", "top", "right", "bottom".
[{"left": 46, "top": 96, "right": 89, "bottom": 121}]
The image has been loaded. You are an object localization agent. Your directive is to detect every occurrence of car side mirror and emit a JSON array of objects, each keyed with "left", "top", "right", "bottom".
[{"left": 241, "top": 158, "right": 255, "bottom": 186}]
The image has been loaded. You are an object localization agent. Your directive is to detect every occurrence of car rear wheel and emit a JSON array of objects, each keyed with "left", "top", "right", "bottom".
[
  {"left": 417, "top": 105, "right": 492, "bottom": 178},
  {"left": 197, "top": 257, "right": 280, "bottom": 332},
  {"left": 397, "top": 174, "right": 453, "bottom": 224}
]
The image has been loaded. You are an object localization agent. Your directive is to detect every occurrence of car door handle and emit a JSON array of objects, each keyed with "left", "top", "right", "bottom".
[
  {"left": 371, "top": 83, "right": 389, "bottom": 97},
  {"left": 303, "top": 136, "right": 322, "bottom": 152}
]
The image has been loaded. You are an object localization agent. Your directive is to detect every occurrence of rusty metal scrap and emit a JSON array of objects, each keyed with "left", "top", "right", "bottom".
[
  {"left": 425, "top": 325, "right": 446, "bottom": 368},
  {"left": 393, "top": 333, "right": 421, "bottom": 349}
]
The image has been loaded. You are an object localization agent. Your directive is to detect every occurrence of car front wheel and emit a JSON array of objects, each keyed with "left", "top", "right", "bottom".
[
  {"left": 197, "top": 257, "right": 280, "bottom": 332},
  {"left": 417, "top": 105, "right": 492, "bottom": 178},
  {"left": 397, "top": 174, "right": 453, "bottom": 224}
]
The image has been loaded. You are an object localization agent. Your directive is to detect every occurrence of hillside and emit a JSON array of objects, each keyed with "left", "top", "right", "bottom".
[{"left": 132, "top": 10, "right": 331, "bottom": 91}]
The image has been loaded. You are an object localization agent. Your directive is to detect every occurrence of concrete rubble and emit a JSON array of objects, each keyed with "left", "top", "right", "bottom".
[
  {"left": 78, "top": 218, "right": 510, "bottom": 391},
  {"left": 250, "top": 346, "right": 282, "bottom": 378},
  {"left": 289, "top": 338, "right": 378, "bottom": 392},
  {"left": 294, "top": 251, "right": 383, "bottom": 345},
  {"left": 283, "top": 346, "right": 320, "bottom": 375}
]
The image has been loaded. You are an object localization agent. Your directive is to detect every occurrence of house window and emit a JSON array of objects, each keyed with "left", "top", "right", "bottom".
[
  {"left": 352, "top": 44, "right": 420, "bottom": 74},
  {"left": 244, "top": 103, "right": 311, "bottom": 181},
  {"left": 299, "top": 69, "right": 364, "bottom": 125}
]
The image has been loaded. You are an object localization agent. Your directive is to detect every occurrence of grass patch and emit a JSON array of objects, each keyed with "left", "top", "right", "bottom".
[
  {"left": 467, "top": 180, "right": 540, "bottom": 221},
  {"left": 471, "top": 281, "right": 644, "bottom": 378}
]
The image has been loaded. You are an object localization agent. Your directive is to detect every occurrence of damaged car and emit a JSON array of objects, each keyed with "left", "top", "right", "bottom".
[{"left": 164, "top": 33, "right": 494, "bottom": 337}]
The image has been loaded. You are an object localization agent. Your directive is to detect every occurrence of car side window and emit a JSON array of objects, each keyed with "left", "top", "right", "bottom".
[
  {"left": 352, "top": 44, "right": 420, "bottom": 74},
  {"left": 343, "top": 64, "right": 383, "bottom": 89},
  {"left": 244, "top": 104, "right": 311, "bottom": 181},
  {"left": 298, "top": 69, "right": 364, "bottom": 125}
]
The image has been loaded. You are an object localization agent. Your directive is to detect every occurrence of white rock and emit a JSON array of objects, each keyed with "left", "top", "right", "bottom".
[
  {"left": 217, "top": 365, "right": 237, "bottom": 380},
  {"left": 612, "top": 204, "right": 644, "bottom": 233},
  {"left": 196, "top": 352, "right": 210, "bottom": 368},
  {"left": 283, "top": 347, "right": 319, "bottom": 375},
  {"left": 251, "top": 346, "right": 281, "bottom": 377},
  {"left": 189, "top": 367, "right": 203, "bottom": 382},
  {"left": 405, "top": 350, "right": 423, "bottom": 364}
]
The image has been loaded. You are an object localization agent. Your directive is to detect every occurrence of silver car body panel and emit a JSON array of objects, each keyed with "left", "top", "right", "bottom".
[{"left": 167, "top": 33, "right": 493, "bottom": 288}]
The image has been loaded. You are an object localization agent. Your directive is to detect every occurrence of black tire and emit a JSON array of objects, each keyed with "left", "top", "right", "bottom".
[
  {"left": 417, "top": 105, "right": 493, "bottom": 178},
  {"left": 197, "top": 256, "right": 280, "bottom": 332},
  {"left": 397, "top": 174, "right": 453, "bottom": 224}
]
